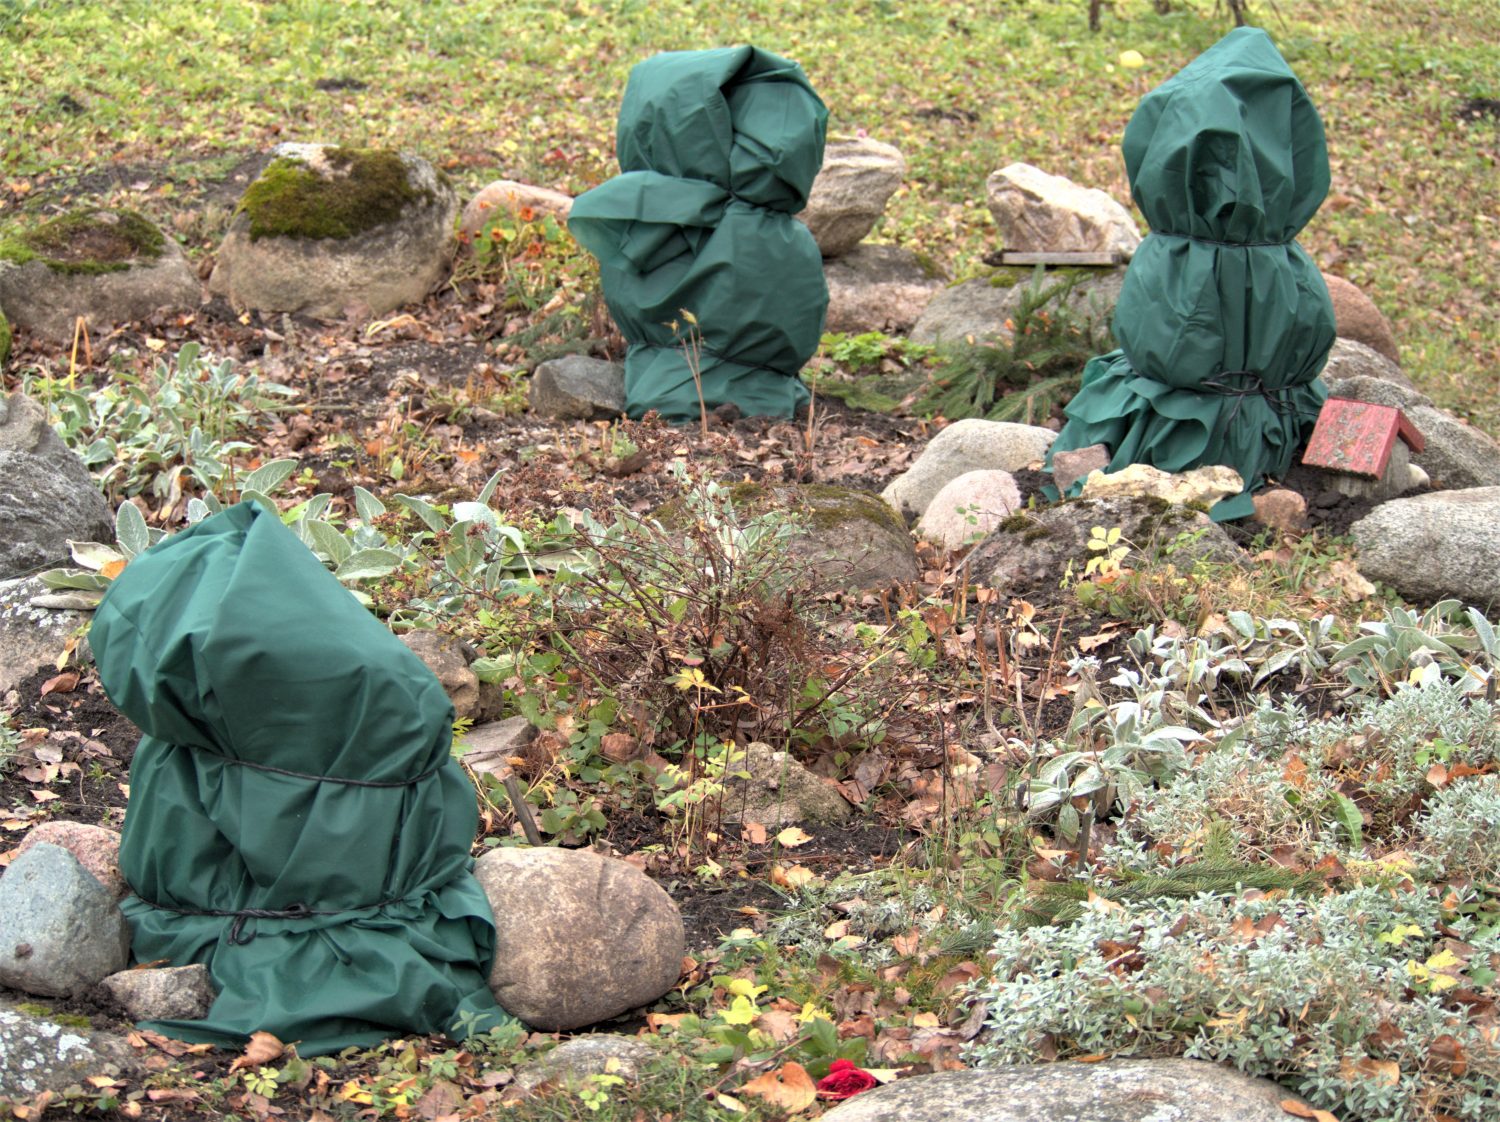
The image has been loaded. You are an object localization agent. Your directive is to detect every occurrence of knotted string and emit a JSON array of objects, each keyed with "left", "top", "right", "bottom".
[{"left": 1200, "top": 369, "right": 1293, "bottom": 426}]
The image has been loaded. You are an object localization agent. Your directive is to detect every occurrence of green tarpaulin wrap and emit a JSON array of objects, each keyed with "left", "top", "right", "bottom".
[
  {"left": 569, "top": 45, "right": 828, "bottom": 422},
  {"left": 1046, "top": 28, "right": 1336, "bottom": 520},
  {"left": 90, "top": 502, "right": 511, "bottom": 1055}
]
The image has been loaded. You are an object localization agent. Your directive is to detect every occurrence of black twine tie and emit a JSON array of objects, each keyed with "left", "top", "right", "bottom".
[{"left": 1200, "top": 369, "right": 1292, "bottom": 426}]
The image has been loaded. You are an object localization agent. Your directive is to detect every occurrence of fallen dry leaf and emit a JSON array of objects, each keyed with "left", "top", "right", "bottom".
[
  {"left": 1281, "top": 1098, "right": 1340, "bottom": 1122},
  {"left": 776, "top": 826, "right": 813, "bottom": 848},
  {"left": 40, "top": 671, "right": 80, "bottom": 697},
  {"left": 229, "top": 1031, "right": 285, "bottom": 1073},
  {"left": 739, "top": 1062, "right": 817, "bottom": 1113}
]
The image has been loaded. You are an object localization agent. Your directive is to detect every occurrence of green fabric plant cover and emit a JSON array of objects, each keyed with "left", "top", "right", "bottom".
[
  {"left": 568, "top": 45, "right": 828, "bottom": 422},
  {"left": 90, "top": 502, "right": 511, "bottom": 1055},
  {"left": 1046, "top": 27, "right": 1336, "bottom": 520}
]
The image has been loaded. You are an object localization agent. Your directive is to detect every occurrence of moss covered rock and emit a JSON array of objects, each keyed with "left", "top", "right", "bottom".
[
  {"left": 964, "top": 493, "right": 1244, "bottom": 596},
  {"left": 0, "top": 208, "right": 198, "bottom": 340},
  {"left": 209, "top": 143, "right": 458, "bottom": 319},
  {"left": 657, "top": 480, "right": 917, "bottom": 593}
]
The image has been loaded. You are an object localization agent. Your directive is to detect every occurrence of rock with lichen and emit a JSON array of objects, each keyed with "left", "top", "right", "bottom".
[
  {"left": 965, "top": 495, "right": 1243, "bottom": 595},
  {"left": 209, "top": 143, "right": 458, "bottom": 319},
  {"left": 0, "top": 207, "right": 200, "bottom": 340}
]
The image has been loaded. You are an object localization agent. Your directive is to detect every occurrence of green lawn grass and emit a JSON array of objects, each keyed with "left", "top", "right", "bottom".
[{"left": 3, "top": 0, "right": 1497, "bottom": 431}]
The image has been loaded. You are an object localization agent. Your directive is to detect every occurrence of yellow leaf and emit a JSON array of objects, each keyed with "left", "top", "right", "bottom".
[
  {"left": 721, "top": 995, "right": 759, "bottom": 1025},
  {"left": 714, "top": 1093, "right": 748, "bottom": 1113},
  {"left": 771, "top": 864, "right": 817, "bottom": 888},
  {"left": 796, "top": 1003, "right": 832, "bottom": 1023},
  {"left": 727, "top": 978, "right": 767, "bottom": 1000},
  {"left": 340, "top": 1081, "right": 374, "bottom": 1105},
  {"left": 101, "top": 558, "right": 127, "bottom": 580},
  {"left": 911, "top": 1011, "right": 941, "bottom": 1028},
  {"left": 776, "top": 827, "right": 813, "bottom": 848},
  {"left": 739, "top": 1062, "right": 817, "bottom": 1114}
]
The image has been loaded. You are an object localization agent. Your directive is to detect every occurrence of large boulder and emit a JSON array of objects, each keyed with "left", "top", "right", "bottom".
[
  {"left": 1351, "top": 487, "right": 1500, "bottom": 605},
  {"left": 985, "top": 163, "right": 1141, "bottom": 260},
  {"left": 910, "top": 269, "right": 1122, "bottom": 347},
  {"left": 1318, "top": 337, "right": 1414, "bottom": 391},
  {"left": 0, "top": 577, "right": 91, "bottom": 696},
  {"left": 916, "top": 470, "right": 1022, "bottom": 550},
  {"left": 208, "top": 143, "right": 458, "bottom": 318},
  {"left": 796, "top": 137, "right": 906, "bottom": 258},
  {"left": 818, "top": 1059, "right": 1296, "bottom": 1122},
  {"left": 660, "top": 482, "right": 918, "bottom": 592},
  {"left": 474, "top": 847, "right": 684, "bottom": 1031},
  {"left": 1318, "top": 349, "right": 1500, "bottom": 490},
  {"left": 965, "top": 495, "right": 1243, "bottom": 595},
  {"left": 0, "top": 393, "right": 113, "bottom": 582},
  {"left": 719, "top": 741, "right": 853, "bottom": 828},
  {"left": 528, "top": 354, "right": 626, "bottom": 420},
  {"left": 460, "top": 179, "right": 573, "bottom": 240},
  {"left": 0, "top": 208, "right": 200, "bottom": 340},
  {"left": 881, "top": 419, "right": 1056, "bottom": 521},
  {"left": 0, "top": 844, "right": 131, "bottom": 998},
  {"left": 1322, "top": 273, "right": 1399, "bottom": 365},
  {"left": 0, "top": 1000, "right": 138, "bottom": 1098},
  {"left": 823, "top": 245, "right": 942, "bottom": 335}
]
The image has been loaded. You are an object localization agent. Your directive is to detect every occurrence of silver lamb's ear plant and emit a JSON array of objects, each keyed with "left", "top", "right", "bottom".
[{"left": 1333, "top": 600, "right": 1497, "bottom": 696}]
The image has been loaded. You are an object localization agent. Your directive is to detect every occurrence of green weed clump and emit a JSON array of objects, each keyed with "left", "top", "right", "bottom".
[{"left": 916, "top": 267, "right": 1115, "bottom": 424}]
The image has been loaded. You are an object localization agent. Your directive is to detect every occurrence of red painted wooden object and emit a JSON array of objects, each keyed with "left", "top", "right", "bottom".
[{"left": 1301, "top": 398, "right": 1425, "bottom": 479}]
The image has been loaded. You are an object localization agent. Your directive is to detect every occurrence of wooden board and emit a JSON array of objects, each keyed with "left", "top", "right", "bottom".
[
  {"left": 1301, "top": 398, "right": 1422, "bottom": 478},
  {"left": 999, "top": 251, "right": 1122, "bottom": 266}
]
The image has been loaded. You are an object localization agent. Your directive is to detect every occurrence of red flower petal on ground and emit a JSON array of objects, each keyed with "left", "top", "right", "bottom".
[{"left": 816, "top": 1059, "right": 878, "bottom": 1100}]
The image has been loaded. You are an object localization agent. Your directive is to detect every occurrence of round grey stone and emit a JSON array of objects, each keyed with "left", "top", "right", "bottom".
[
  {"left": 0, "top": 844, "right": 130, "bottom": 998},
  {"left": 474, "top": 847, "right": 684, "bottom": 1032}
]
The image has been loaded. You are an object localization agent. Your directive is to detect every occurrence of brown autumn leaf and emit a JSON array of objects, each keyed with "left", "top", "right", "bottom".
[
  {"left": 1428, "top": 1033, "right": 1468, "bottom": 1076},
  {"left": 739, "top": 1062, "right": 816, "bottom": 1113},
  {"left": 229, "top": 1031, "right": 285, "bottom": 1073},
  {"left": 1280, "top": 1098, "right": 1339, "bottom": 1122},
  {"left": 935, "top": 961, "right": 982, "bottom": 993},
  {"left": 755, "top": 1008, "right": 800, "bottom": 1043},
  {"left": 414, "top": 1080, "right": 464, "bottom": 1120},
  {"left": 39, "top": 671, "right": 79, "bottom": 697},
  {"left": 740, "top": 820, "right": 768, "bottom": 845}
]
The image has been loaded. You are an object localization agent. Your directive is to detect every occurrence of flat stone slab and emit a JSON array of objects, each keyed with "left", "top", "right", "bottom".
[
  {"left": 819, "top": 1059, "right": 1297, "bottom": 1122},
  {"left": 0, "top": 1000, "right": 138, "bottom": 1098}
]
